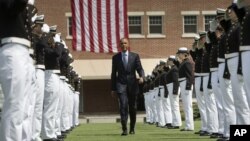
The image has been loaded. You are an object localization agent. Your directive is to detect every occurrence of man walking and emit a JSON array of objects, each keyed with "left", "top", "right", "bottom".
[{"left": 111, "top": 38, "right": 145, "bottom": 136}]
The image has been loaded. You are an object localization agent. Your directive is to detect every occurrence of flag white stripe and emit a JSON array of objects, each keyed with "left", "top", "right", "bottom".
[
  {"left": 119, "top": 0, "right": 125, "bottom": 39},
  {"left": 110, "top": 0, "right": 117, "bottom": 53},
  {"left": 101, "top": 0, "right": 109, "bottom": 53},
  {"left": 92, "top": 0, "right": 99, "bottom": 53},
  {"left": 83, "top": 0, "right": 90, "bottom": 51},
  {"left": 75, "top": 0, "right": 81, "bottom": 51}
]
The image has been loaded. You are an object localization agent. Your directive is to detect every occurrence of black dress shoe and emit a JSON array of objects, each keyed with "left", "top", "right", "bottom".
[
  {"left": 200, "top": 131, "right": 211, "bottom": 136},
  {"left": 180, "top": 128, "right": 194, "bottom": 131},
  {"left": 121, "top": 130, "right": 128, "bottom": 136},
  {"left": 43, "top": 138, "right": 58, "bottom": 141},
  {"left": 168, "top": 125, "right": 180, "bottom": 129},
  {"left": 194, "top": 130, "right": 203, "bottom": 134},
  {"left": 129, "top": 130, "right": 135, "bottom": 134}
]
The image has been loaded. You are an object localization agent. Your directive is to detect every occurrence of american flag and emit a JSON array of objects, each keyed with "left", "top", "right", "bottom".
[{"left": 70, "top": 0, "right": 128, "bottom": 53}]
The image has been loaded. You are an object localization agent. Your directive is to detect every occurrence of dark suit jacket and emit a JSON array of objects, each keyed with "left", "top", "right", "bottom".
[{"left": 111, "top": 51, "right": 144, "bottom": 95}]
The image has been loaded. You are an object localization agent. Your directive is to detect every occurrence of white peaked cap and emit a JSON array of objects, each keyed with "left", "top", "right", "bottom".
[
  {"left": 41, "top": 24, "right": 50, "bottom": 33},
  {"left": 194, "top": 34, "right": 200, "bottom": 41},
  {"left": 53, "top": 33, "right": 61, "bottom": 43},
  {"left": 28, "top": 0, "right": 35, "bottom": 5},
  {"left": 35, "top": 14, "right": 45, "bottom": 23},
  {"left": 169, "top": 55, "right": 176, "bottom": 59}
]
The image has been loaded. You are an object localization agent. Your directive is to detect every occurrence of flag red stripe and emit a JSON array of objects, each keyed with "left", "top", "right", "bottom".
[
  {"left": 88, "top": 0, "right": 94, "bottom": 52},
  {"left": 115, "top": 0, "right": 120, "bottom": 52},
  {"left": 80, "top": 0, "right": 85, "bottom": 51},
  {"left": 106, "top": 0, "right": 112, "bottom": 52},
  {"left": 123, "top": 0, "right": 128, "bottom": 39},
  {"left": 71, "top": 0, "right": 76, "bottom": 50},
  {"left": 97, "top": 1, "right": 104, "bottom": 53}
]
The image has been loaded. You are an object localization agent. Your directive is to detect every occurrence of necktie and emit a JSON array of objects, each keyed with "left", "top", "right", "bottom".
[{"left": 123, "top": 53, "right": 127, "bottom": 69}]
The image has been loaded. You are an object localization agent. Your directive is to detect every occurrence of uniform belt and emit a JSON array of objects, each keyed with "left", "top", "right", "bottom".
[
  {"left": 240, "top": 45, "right": 250, "bottom": 51},
  {"left": 1, "top": 37, "right": 31, "bottom": 48},
  {"left": 194, "top": 73, "right": 201, "bottom": 76},
  {"left": 217, "top": 58, "right": 225, "bottom": 63},
  {"left": 224, "top": 52, "right": 239, "bottom": 59},
  {"left": 35, "top": 64, "right": 45, "bottom": 69},
  {"left": 200, "top": 73, "right": 209, "bottom": 76},
  {"left": 46, "top": 69, "right": 60, "bottom": 74},
  {"left": 178, "top": 77, "right": 186, "bottom": 81},
  {"left": 59, "top": 76, "right": 66, "bottom": 80},
  {"left": 210, "top": 68, "right": 218, "bottom": 72},
  {"left": 159, "top": 85, "right": 164, "bottom": 88}
]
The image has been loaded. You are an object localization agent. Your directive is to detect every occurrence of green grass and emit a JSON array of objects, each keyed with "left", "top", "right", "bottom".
[{"left": 65, "top": 121, "right": 215, "bottom": 141}]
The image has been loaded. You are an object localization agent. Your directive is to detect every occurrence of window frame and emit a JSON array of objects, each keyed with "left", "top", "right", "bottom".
[
  {"left": 146, "top": 11, "right": 166, "bottom": 38},
  {"left": 181, "top": 11, "right": 200, "bottom": 38},
  {"left": 65, "top": 12, "right": 73, "bottom": 39},
  {"left": 128, "top": 12, "right": 145, "bottom": 38}
]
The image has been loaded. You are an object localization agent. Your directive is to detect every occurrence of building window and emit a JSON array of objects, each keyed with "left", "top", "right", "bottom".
[
  {"left": 67, "top": 17, "right": 72, "bottom": 36},
  {"left": 184, "top": 16, "right": 197, "bottom": 33},
  {"left": 149, "top": 16, "right": 162, "bottom": 34},
  {"left": 204, "top": 15, "right": 216, "bottom": 31},
  {"left": 128, "top": 16, "right": 142, "bottom": 34}
]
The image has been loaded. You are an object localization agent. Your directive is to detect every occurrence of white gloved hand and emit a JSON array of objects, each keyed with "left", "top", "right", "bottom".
[
  {"left": 206, "top": 33, "right": 211, "bottom": 44},
  {"left": 209, "top": 20, "right": 217, "bottom": 32},
  {"left": 236, "top": 0, "right": 249, "bottom": 8},
  {"left": 41, "top": 24, "right": 50, "bottom": 33},
  {"left": 53, "top": 34, "right": 61, "bottom": 43}
]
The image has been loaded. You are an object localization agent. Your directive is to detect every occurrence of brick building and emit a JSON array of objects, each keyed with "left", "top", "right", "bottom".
[{"left": 35, "top": 0, "right": 230, "bottom": 114}]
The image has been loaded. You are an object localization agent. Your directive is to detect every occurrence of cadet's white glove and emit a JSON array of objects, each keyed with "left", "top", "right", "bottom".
[
  {"left": 41, "top": 24, "right": 50, "bottom": 33},
  {"left": 209, "top": 20, "right": 217, "bottom": 32},
  {"left": 28, "top": 0, "right": 35, "bottom": 5}
]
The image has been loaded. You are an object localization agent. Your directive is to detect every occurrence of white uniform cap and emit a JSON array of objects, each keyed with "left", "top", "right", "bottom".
[
  {"left": 28, "top": 0, "right": 35, "bottom": 5},
  {"left": 35, "top": 15, "right": 45, "bottom": 24},
  {"left": 194, "top": 34, "right": 200, "bottom": 41},
  {"left": 177, "top": 47, "right": 189, "bottom": 54}
]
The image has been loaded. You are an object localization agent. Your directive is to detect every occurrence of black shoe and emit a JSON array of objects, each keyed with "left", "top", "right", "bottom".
[
  {"left": 210, "top": 133, "right": 221, "bottom": 138},
  {"left": 194, "top": 130, "right": 203, "bottom": 134},
  {"left": 217, "top": 137, "right": 229, "bottom": 141},
  {"left": 168, "top": 125, "right": 180, "bottom": 129},
  {"left": 129, "top": 130, "right": 135, "bottom": 134},
  {"left": 180, "top": 128, "right": 194, "bottom": 131},
  {"left": 200, "top": 131, "right": 211, "bottom": 136},
  {"left": 43, "top": 138, "right": 58, "bottom": 141},
  {"left": 121, "top": 130, "right": 128, "bottom": 136}
]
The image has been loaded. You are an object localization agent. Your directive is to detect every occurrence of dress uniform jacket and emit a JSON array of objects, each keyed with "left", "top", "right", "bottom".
[
  {"left": 240, "top": 7, "right": 250, "bottom": 48},
  {"left": 33, "top": 34, "right": 47, "bottom": 66},
  {"left": 178, "top": 58, "right": 193, "bottom": 90},
  {"left": 44, "top": 42, "right": 63, "bottom": 70},
  {"left": 207, "top": 32, "right": 219, "bottom": 69},
  {"left": 164, "top": 65, "right": 179, "bottom": 95}
]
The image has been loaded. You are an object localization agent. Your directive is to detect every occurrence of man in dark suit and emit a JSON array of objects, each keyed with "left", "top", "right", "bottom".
[{"left": 111, "top": 38, "right": 145, "bottom": 136}]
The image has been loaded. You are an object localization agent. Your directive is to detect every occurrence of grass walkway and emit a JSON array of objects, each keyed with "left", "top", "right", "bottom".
[{"left": 65, "top": 121, "right": 216, "bottom": 141}]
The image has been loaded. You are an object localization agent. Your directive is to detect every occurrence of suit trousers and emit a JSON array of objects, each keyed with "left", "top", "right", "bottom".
[
  {"left": 118, "top": 89, "right": 137, "bottom": 131},
  {"left": 211, "top": 70, "right": 224, "bottom": 134},
  {"left": 167, "top": 83, "right": 182, "bottom": 127},
  {"left": 218, "top": 63, "right": 235, "bottom": 138},
  {"left": 41, "top": 71, "right": 60, "bottom": 139},
  {"left": 32, "top": 69, "right": 45, "bottom": 141},
  {"left": 180, "top": 80, "right": 194, "bottom": 130},
  {"left": 0, "top": 44, "right": 35, "bottom": 141},
  {"left": 73, "top": 91, "right": 80, "bottom": 126},
  {"left": 160, "top": 87, "right": 172, "bottom": 125},
  {"left": 241, "top": 51, "right": 250, "bottom": 108},
  {"left": 69, "top": 88, "right": 75, "bottom": 128},
  {"left": 203, "top": 75, "right": 219, "bottom": 133},
  {"left": 227, "top": 56, "right": 250, "bottom": 124},
  {"left": 194, "top": 76, "right": 207, "bottom": 132}
]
